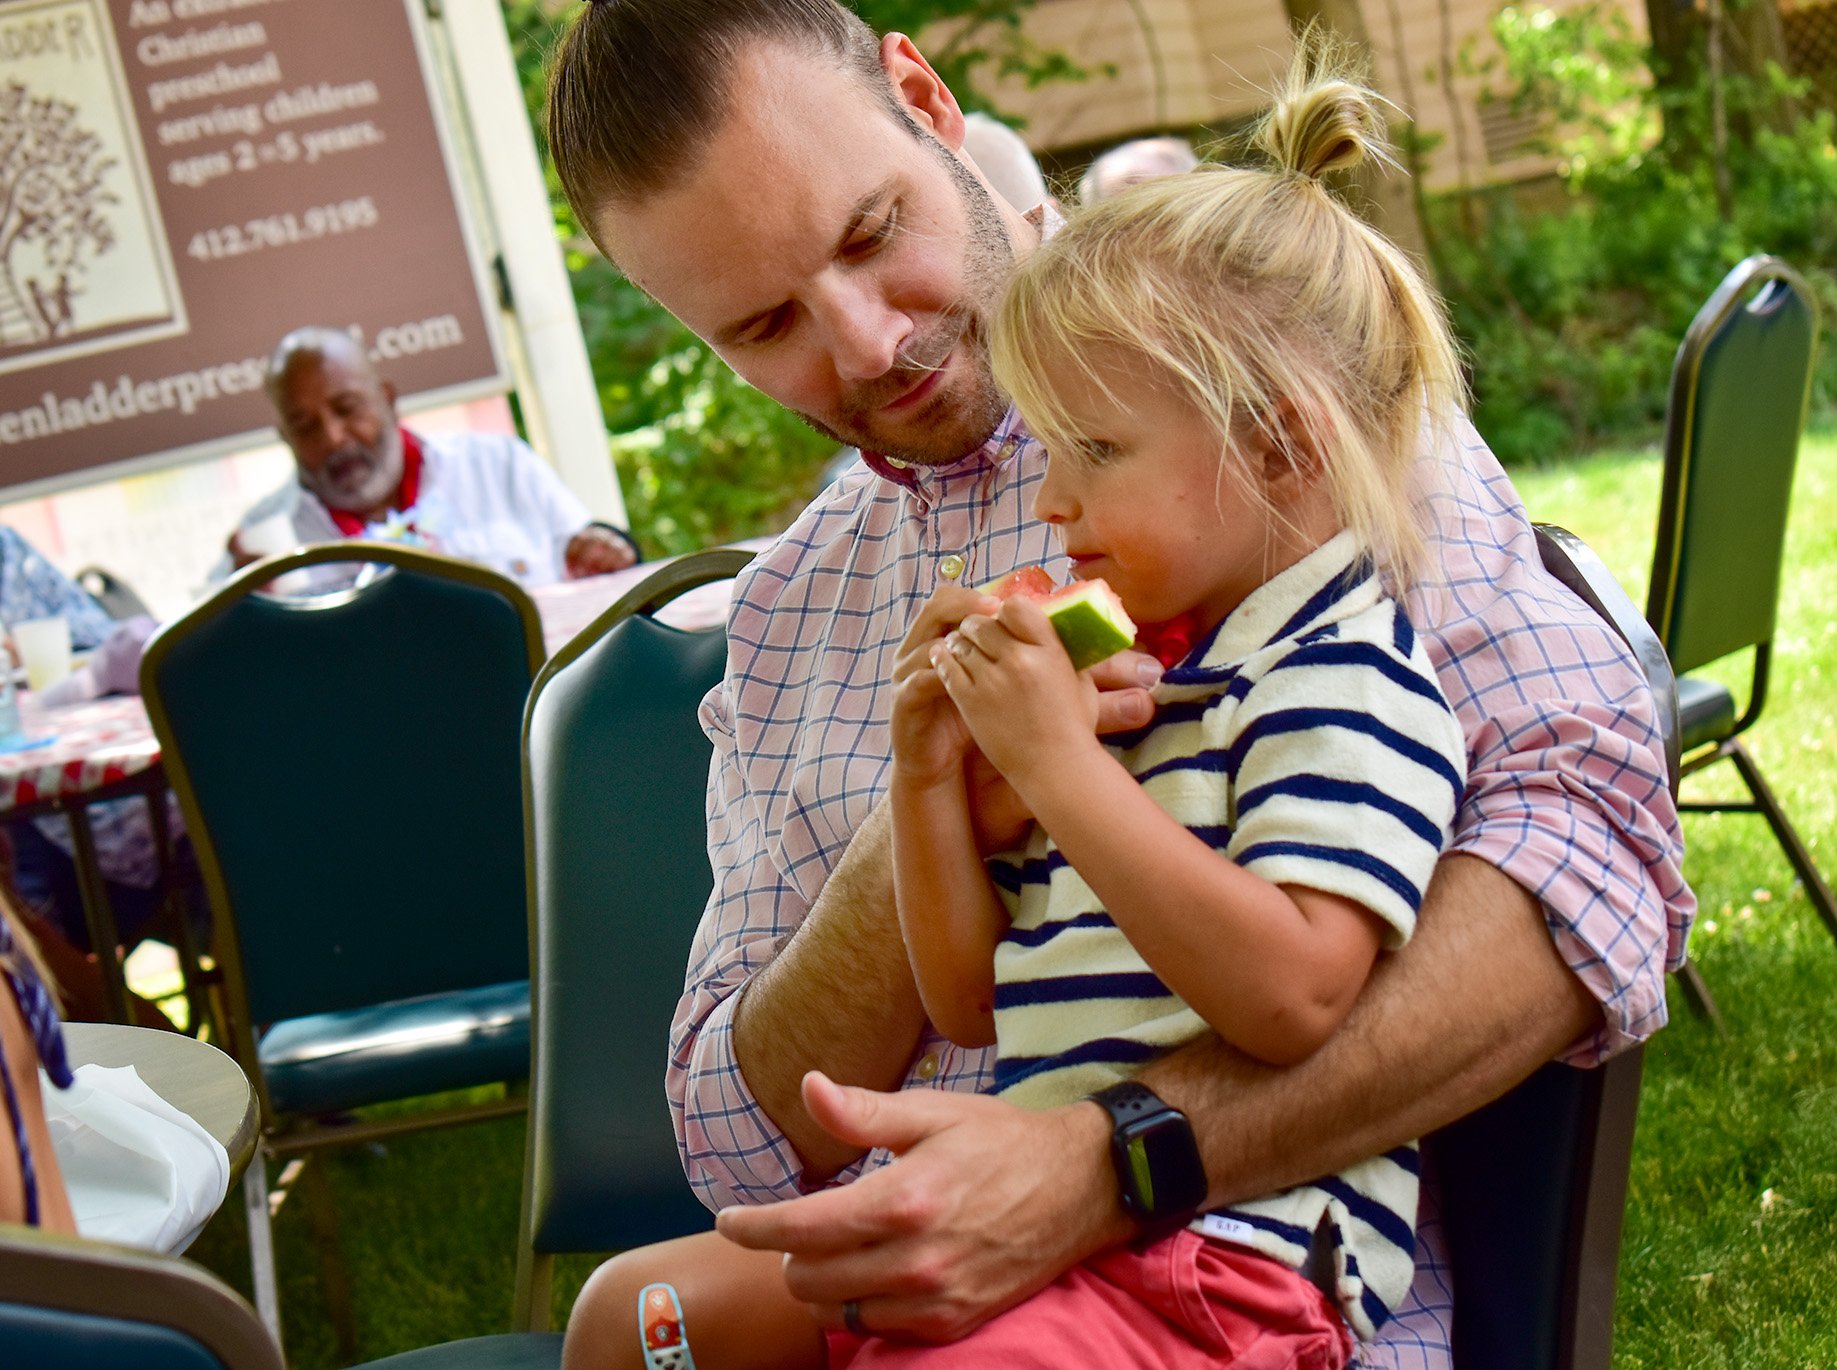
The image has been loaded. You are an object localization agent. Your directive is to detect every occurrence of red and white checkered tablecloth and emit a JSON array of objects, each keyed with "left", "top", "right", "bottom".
[{"left": 0, "top": 694, "right": 162, "bottom": 812}]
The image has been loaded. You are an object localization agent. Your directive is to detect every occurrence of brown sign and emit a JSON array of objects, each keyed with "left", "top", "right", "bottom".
[{"left": 0, "top": 0, "right": 503, "bottom": 491}]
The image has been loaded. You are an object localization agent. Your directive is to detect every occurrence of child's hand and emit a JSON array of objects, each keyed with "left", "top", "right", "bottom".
[
  {"left": 933, "top": 597, "right": 1101, "bottom": 784},
  {"left": 890, "top": 585, "right": 1000, "bottom": 788}
]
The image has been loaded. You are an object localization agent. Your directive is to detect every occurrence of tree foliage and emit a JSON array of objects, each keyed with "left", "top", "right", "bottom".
[{"left": 1435, "top": 3, "right": 1837, "bottom": 466}]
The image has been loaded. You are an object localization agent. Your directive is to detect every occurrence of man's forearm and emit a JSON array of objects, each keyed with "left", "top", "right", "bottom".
[
  {"left": 731, "top": 799, "right": 930, "bottom": 1179},
  {"left": 1137, "top": 854, "right": 1599, "bottom": 1206}
]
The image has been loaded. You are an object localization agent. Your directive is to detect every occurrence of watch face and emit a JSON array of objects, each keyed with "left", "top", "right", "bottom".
[{"left": 1122, "top": 1115, "right": 1208, "bottom": 1217}]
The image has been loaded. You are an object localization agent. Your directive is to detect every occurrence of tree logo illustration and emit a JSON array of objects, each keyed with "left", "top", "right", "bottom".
[{"left": 0, "top": 80, "right": 118, "bottom": 348}]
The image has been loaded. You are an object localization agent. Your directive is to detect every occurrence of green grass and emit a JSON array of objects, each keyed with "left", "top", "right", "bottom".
[
  {"left": 1517, "top": 426, "right": 1837, "bottom": 1369},
  {"left": 183, "top": 430, "right": 1837, "bottom": 1367}
]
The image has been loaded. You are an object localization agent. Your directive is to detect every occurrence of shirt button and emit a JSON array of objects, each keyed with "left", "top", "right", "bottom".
[
  {"left": 914, "top": 1051, "right": 941, "bottom": 1080},
  {"left": 939, "top": 554, "right": 965, "bottom": 581}
]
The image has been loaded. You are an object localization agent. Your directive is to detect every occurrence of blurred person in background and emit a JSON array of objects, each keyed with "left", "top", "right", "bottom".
[
  {"left": 221, "top": 326, "right": 639, "bottom": 587},
  {"left": 961, "top": 112, "right": 1052, "bottom": 214},
  {"left": 1078, "top": 134, "right": 1200, "bottom": 205}
]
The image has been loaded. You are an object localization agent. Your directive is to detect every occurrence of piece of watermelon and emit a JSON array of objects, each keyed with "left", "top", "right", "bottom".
[
  {"left": 978, "top": 565, "right": 1057, "bottom": 602},
  {"left": 1042, "top": 580, "right": 1137, "bottom": 671},
  {"left": 976, "top": 567, "right": 1137, "bottom": 671}
]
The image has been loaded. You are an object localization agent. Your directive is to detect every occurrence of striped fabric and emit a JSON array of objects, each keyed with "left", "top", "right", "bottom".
[
  {"left": 987, "top": 532, "right": 1464, "bottom": 1339},
  {"left": 672, "top": 410, "right": 1693, "bottom": 1370},
  {"left": 1, "top": 914, "right": 72, "bottom": 1227}
]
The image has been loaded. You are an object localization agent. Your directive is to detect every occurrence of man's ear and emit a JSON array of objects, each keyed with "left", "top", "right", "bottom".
[
  {"left": 880, "top": 33, "right": 966, "bottom": 150},
  {"left": 380, "top": 378, "right": 399, "bottom": 411}
]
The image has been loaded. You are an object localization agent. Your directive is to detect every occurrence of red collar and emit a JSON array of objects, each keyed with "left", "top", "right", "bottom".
[
  {"left": 328, "top": 428, "right": 424, "bottom": 535},
  {"left": 1136, "top": 611, "right": 1207, "bottom": 670}
]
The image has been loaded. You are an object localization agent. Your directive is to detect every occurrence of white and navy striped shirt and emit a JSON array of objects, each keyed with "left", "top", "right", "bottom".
[{"left": 988, "top": 531, "right": 1466, "bottom": 1339}]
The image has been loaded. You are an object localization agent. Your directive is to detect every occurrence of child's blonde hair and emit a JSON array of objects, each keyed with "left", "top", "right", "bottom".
[{"left": 992, "top": 35, "right": 1465, "bottom": 591}]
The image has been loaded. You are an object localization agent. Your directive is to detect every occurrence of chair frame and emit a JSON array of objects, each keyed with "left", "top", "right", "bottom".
[
  {"left": 1646, "top": 255, "right": 1837, "bottom": 943},
  {"left": 510, "top": 547, "right": 755, "bottom": 1332},
  {"left": 140, "top": 541, "right": 546, "bottom": 1347},
  {"left": 1433, "top": 526, "right": 1674, "bottom": 1370},
  {"left": 1536, "top": 525, "right": 1666, "bottom": 1369},
  {"left": 0, "top": 1224, "right": 284, "bottom": 1370}
]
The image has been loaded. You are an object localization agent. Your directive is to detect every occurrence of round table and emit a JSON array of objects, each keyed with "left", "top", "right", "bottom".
[{"left": 61, "top": 1022, "right": 259, "bottom": 1184}]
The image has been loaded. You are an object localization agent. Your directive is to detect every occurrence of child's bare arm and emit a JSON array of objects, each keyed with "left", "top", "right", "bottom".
[
  {"left": 936, "top": 598, "right": 1394, "bottom": 1066},
  {"left": 1020, "top": 747, "right": 1385, "bottom": 1065},
  {"left": 890, "top": 761, "right": 1007, "bottom": 1048}
]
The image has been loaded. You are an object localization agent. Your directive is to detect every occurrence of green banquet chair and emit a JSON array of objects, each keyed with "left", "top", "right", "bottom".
[
  {"left": 1428, "top": 524, "right": 1678, "bottom": 1370},
  {"left": 1648, "top": 254, "right": 1835, "bottom": 943},
  {"left": 18, "top": 548, "right": 750, "bottom": 1369},
  {"left": 140, "top": 542, "right": 545, "bottom": 1354}
]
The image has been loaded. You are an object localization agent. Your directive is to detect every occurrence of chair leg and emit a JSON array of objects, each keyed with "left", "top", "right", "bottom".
[
  {"left": 1726, "top": 741, "right": 1837, "bottom": 945},
  {"left": 300, "top": 1156, "right": 358, "bottom": 1364},
  {"left": 244, "top": 1158, "right": 282, "bottom": 1343},
  {"left": 1674, "top": 955, "right": 1726, "bottom": 1037}
]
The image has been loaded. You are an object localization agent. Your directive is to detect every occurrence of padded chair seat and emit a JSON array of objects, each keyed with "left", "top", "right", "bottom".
[
  {"left": 2, "top": 1301, "right": 230, "bottom": 1370},
  {"left": 259, "top": 980, "right": 530, "bottom": 1116},
  {"left": 357, "top": 1332, "right": 563, "bottom": 1370},
  {"left": 1677, "top": 673, "right": 1737, "bottom": 756}
]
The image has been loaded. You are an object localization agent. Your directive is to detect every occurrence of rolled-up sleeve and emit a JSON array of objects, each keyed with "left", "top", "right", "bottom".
[
  {"left": 666, "top": 673, "right": 817, "bottom": 1209},
  {"left": 1450, "top": 669, "right": 1690, "bottom": 1064}
]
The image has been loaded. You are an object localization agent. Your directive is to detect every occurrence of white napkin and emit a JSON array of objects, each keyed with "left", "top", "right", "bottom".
[{"left": 42, "top": 1062, "right": 231, "bottom": 1254}]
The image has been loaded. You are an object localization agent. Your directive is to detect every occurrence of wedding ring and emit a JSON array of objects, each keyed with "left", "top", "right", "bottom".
[{"left": 843, "top": 1299, "right": 869, "bottom": 1336}]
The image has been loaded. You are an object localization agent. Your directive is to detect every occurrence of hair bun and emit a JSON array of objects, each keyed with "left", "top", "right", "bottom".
[{"left": 1253, "top": 29, "right": 1397, "bottom": 183}]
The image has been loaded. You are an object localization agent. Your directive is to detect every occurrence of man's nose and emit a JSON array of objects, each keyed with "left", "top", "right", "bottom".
[{"left": 814, "top": 274, "right": 909, "bottom": 382}]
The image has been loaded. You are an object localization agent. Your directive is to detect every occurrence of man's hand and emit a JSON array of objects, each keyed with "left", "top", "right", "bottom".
[
  {"left": 225, "top": 530, "right": 262, "bottom": 571},
  {"left": 716, "top": 1071, "right": 1132, "bottom": 1342},
  {"left": 564, "top": 525, "right": 638, "bottom": 577}
]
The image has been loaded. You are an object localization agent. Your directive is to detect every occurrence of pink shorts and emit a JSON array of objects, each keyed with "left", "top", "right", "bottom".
[{"left": 827, "top": 1231, "right": 1353, "bottom": 1370}]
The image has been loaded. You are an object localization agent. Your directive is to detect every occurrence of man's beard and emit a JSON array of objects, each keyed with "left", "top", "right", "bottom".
[
  {"left": 791, "top": 129, "right": 1014, "bottom": 467},
  {"left": 309, "top": 441, "right": 401, "bottom": 515}
]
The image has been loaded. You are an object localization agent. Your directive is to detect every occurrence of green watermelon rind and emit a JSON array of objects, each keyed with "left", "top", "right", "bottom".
[{"left": 1046, "top": 582, "right": 1137, "bottom": 671}]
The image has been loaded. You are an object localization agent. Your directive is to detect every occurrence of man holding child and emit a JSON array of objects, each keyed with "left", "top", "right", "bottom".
[{"left": 545, "top": 3, "right": 1691, "bottom": 1365}]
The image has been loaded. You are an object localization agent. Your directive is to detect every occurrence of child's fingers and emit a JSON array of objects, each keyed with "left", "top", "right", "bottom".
[
  {"left": 953, "top": 614, "right": 1011, "bottom": 659},
  {"left": 994, "top": 595, "right": 1058, "bottom": 648},
  {"left": 932, "top": 636, "right": 984, "bottom": 692}
]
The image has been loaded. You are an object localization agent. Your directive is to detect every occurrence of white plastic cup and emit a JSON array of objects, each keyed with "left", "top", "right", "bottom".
[
  {"left": 13, "top": 615, "right": 73, "bottom": 693},
  {"left": 237, "top": 513, "right": 299, "bottom": 561}
]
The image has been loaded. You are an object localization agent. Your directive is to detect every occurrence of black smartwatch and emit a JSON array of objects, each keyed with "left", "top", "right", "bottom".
[{"left": 1088, "top": 1081, "right": 1208, "bottom": 1244}]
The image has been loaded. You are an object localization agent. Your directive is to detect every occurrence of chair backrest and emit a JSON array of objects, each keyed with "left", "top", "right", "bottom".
[
  {"left": 141, "top": 543, "right": 545, "bottom": 1036},
  {"left": 1648, "top": 255, "right": 1819, "bottom": 681},
  {"left": 75, "top": 566, "right": 153, "bottom": 622},
  {"left": 0, "top": 1225, "right": 282, "bottom": 1370},
  {"left": 520, "top": 549, "right": 753, "bottom": 1258},
  {"left": 1428, "top": 524, "right": 1674, "bottom": 1370}
]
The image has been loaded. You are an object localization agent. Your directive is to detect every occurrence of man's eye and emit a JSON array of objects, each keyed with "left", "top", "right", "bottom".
[
  {"left": 744, "top": 307, "right": 792, "bottom": 345},
  {"left": 844, "top": 206, "right": 899, "bottom": 260}
]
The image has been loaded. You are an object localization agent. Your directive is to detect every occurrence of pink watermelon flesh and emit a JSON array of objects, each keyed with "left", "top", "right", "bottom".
[
  {"left": 975, "top": 566, "right": 1136, "bottom": 671},
  {"left": 979, "top": 566, "right": 1057, "bottom": 602}
]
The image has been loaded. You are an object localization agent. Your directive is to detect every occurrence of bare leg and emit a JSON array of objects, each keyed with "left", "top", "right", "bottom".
[{"left": 565, "top": 1230, "right": 828, "bottom": 1370}]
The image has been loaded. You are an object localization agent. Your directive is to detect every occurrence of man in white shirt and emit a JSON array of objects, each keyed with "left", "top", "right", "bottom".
[{"left": 223, "top": 326, "right": 636, "bottom": 584}]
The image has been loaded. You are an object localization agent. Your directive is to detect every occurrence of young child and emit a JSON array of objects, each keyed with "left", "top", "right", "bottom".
[
  {"left": 565, "top": 48, "right": 1468, "bottom": 1370},
  {"left": 873, "top": 55, "right": 1468, "bottom": 1370}
]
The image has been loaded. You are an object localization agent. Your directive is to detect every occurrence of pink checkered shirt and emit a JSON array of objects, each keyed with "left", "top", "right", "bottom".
[{"left": 672, "top": 411, "right": 1693, "bottom": 1369}]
